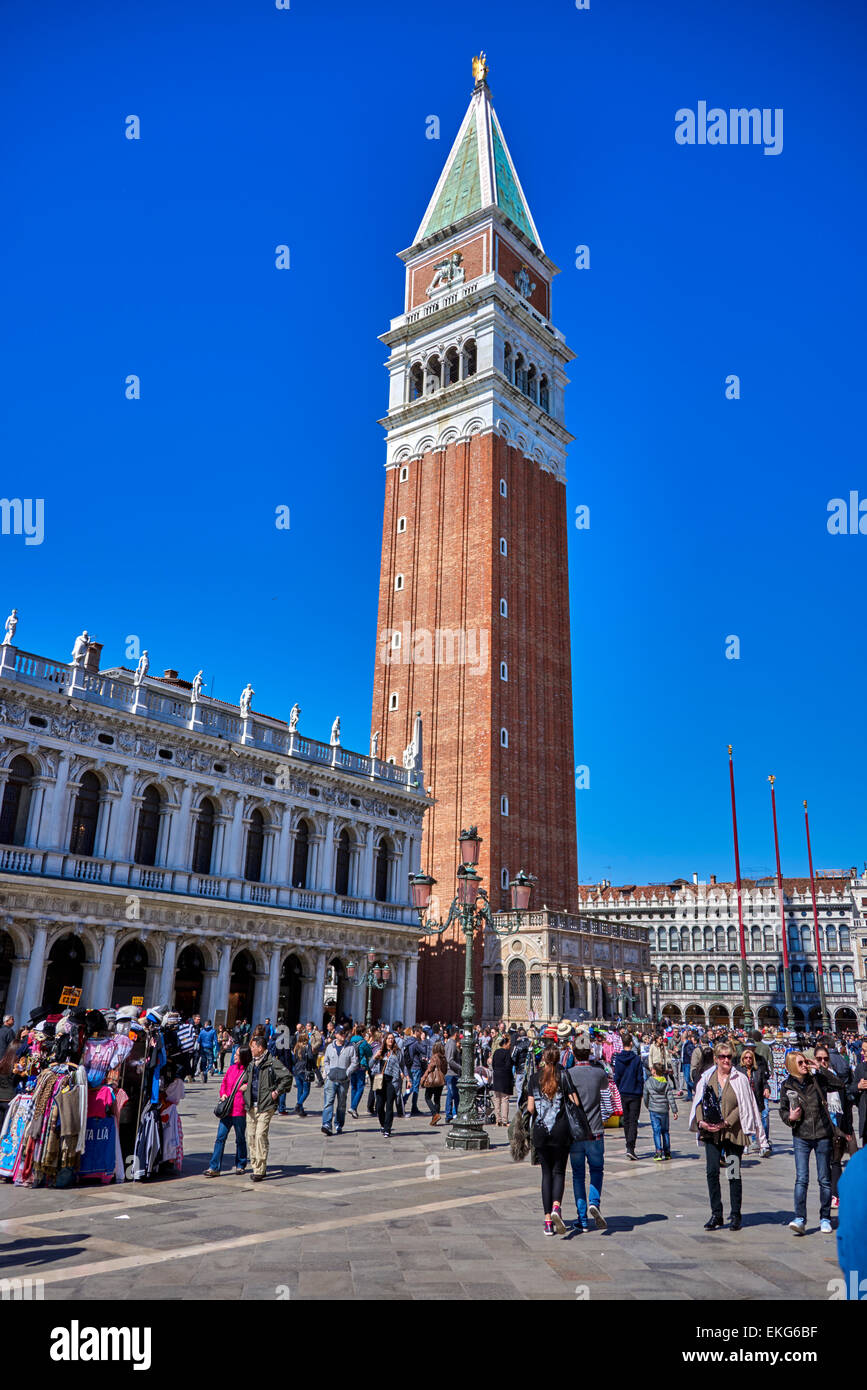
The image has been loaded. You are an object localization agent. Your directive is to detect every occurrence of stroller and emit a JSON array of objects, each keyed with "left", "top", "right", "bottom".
[{"left": 473, "top": 1065, "right": 497, "bottom": 1125}]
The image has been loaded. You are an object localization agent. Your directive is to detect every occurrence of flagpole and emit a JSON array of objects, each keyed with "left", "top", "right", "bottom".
[
  {"left": 803, "top": 800, "right": 830, "bottom": 1033},
  {"left": 727, "top": 746, "right": 754, "bottom": 1031},
  {"left": 768, "top": 775, "right": 794, "bottom": 1029}
]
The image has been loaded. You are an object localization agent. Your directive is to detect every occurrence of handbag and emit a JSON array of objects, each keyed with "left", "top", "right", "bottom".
[
  {"left": 698, "top": 1079, "right": 724, "bottom": 1141},
  {"left": 559, "top": 1071, "right": 594, "bottom": 1142},
  {"left": 372, "top": 1075, "right": 384, "bottom": 1092},
  {"left": 214, "top": 1072, "right": 244, "bottom": 1121},
  {"left": 421, "top": 1063, "right": 445, "bottom": 1088}
]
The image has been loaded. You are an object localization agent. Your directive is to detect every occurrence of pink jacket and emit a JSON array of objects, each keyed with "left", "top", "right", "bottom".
[{"left": 220, "top": 1062, "right": 247, "bottom": 1118}]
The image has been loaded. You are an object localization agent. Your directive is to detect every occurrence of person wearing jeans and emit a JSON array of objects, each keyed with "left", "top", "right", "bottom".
[
  {"left": 566, "top": 1028, "right": 611, "bottom": 1230},
  {"left": 779, "top": 1049, "right": 846, "bottom": 1234},
  {"left": 444, "top": 1028, "right": 462, "bottom": 1122},
  {"left": 321, "top": 1027, "right": 355, "bottom": 1135}
]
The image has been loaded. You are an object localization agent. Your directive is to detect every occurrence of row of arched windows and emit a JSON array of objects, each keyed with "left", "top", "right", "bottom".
[
  {"left": 408, "top": 340, "right": 477, "bottom": 401},
  {"left": 650, "top": 921, "right": 851, "bottom": 953},
  {"left": 0, "top": 758, "right": 395, "bottom": 900},
  {"left": 657, "top": 963, "right": 856, "bottom": 995},
  {"left": 503, "top": 343, "right": 550, "bottom": 412}
]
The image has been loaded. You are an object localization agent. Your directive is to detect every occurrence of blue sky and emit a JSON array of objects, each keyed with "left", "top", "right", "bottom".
[{"left": 2, "top": 0, "right": 865, "bottom": 884}]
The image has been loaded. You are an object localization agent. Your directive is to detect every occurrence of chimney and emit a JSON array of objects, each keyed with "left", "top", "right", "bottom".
[
  {"left": 164, "top": 669, "right": 179, "bottom": 680},
  {"left": 84, "top": 641, "right": 103, "bottom": 673},
  {"left": 692, "top": 871, "right": 698, "bottom": 885},
  {"left": 710, "top": 874, "right": 717, "bottom": 885}
]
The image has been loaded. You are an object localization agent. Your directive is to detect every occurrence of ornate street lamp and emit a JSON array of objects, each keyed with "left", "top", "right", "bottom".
[
  {"left": 346, "top": 951, "right": 393, "bottom": 1028},
  {"left": 409, "top": 833, "right": 535, "bottom": 1152}
]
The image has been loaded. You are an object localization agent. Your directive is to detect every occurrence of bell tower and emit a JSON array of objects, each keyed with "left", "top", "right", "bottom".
[{"left": 371, "top": 57, "right": 579, "bottom": 1019}]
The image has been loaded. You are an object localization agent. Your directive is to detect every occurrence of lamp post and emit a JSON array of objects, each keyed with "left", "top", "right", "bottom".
[
  {"left": 345, "top": 951, "right": 392, "bottom": 1029},
  {"left": 409, "top": 830, "right": 535, "bottom": 1152}
]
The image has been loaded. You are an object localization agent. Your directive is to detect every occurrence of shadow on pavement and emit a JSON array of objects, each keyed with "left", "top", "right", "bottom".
[{"left": 0, "top": 1233, "right": 92, "bottom": 1268}]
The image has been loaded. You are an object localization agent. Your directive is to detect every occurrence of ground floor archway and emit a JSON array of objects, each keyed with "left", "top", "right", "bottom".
[
  {"left": 42, "top": 933, "right": 86, "bottom": 1012},
  {"left": 685, "top": 1004, "right": 705, "bottom": 1024},
  {"left": 708, "top": 1004, "right": 730, "bottom": 1026},
  {"left": 835, "top": 1007, "right": 858, "bottom": 1030},
  {"left": 174, "top": 945, "right": 205, "bottom": 1018},
  {"left": 228, "top": 950, "right": 257, "bottom": 1028},
  {"left": 278, "top": 954, "right": 303, "bottom": 1028},
  {"left": 112, "top": 938, "right": 149, "bottom": 1008},
  {"left": 0, "top": 931, "right": 13, "bottom": 1014},
  {"left": 325, "top": 958, "right": 346, "bottom": 1027},
  {"left": 758, "top": 1005, "right": 780, "bottom": 1026},
  {"left": 661, "top": 1002, "right": 682, "bottom": 1022}
]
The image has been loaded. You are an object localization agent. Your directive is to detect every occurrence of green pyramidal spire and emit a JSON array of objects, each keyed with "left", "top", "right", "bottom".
[{"left": 414, "top": 58, "right": 542, "bottom": 250}]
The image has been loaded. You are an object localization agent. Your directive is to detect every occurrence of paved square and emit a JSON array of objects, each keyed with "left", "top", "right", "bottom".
[{"left": 0, "top": 1083, "right": 845, "bottom": 1300}]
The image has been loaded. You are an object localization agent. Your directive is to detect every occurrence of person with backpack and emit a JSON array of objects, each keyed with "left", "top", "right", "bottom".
[
  {"left": 420, "top": 1040, "right": 448, "bottom": 1124},
  {"left": 526, "top": 1045, "right": 582, "bottom": 1237},
  {"left": 348, "top": 1023, "right": 371, "bottom": 1118},
  {"left": 240, "top": 1037, "right": 292, "bottom": 1181},
  {"left": 564, "top": 1026, "right": 611, "bottom": 1232},
  {"left": 643, "top": 1056, "right": 679, "bottom": 1159}
]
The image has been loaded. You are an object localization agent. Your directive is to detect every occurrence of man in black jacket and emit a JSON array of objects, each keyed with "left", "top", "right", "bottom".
[
  {"left": 404, "top": 1028, "right": 429, "bottom": 1117},
  {"left": 614, "top": 1033, "right": 645, "bottom": 1160}
]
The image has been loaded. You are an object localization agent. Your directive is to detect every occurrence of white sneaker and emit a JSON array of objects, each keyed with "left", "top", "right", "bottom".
[
  {"left": 588, "top": 1204, "right": 608, "bottom": 1231},
  {"left": 820, "top": 1219, "right": 833, "bottom": 1234},
  {"left": 788, "top": 1218, "right": 806, "bottom": 1235}
]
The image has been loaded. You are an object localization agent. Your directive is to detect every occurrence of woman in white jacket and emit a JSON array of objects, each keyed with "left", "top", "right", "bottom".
[{"left": 688, "top": 1041, "right": 769, "bottom": 1232}]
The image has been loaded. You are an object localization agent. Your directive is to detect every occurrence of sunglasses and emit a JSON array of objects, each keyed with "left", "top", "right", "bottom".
[{"left": 718, "top": 1054, "right": 733, "bottom": 1061}]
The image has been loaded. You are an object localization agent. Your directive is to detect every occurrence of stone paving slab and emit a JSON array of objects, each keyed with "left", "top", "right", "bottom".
[{"left": 0, "top": 1082, "right": 849, "bottom": 1301}]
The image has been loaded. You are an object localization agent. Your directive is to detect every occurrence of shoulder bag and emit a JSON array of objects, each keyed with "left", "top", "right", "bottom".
[{"left": 214, "top": 1071, "right": 244, "bottom": 1121}]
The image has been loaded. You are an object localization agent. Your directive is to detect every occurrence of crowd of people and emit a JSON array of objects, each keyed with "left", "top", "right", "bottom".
[{"left": 1, "top": 1003, "right": 865, "bottom": 1283}]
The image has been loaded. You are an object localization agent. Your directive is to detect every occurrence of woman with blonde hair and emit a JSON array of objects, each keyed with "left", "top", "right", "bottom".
[{"left": 689, "top": 1040, "right": 768, "bottom": 1231}]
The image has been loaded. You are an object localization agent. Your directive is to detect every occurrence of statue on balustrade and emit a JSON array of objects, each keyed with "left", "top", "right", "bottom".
[
  {"left": 71, "top": 630, "right": 90, "bottom": 666},
  {"left": 2, "top": 609, "right": 17, "bottom": 646},
  {"left": 371, "top": 730, "right": 379, "bottom": 758},
  {"left": 133, "top": 651, "right": 150, "bottom": 687},
  {"left": 289, "top": 702, "right": 301, "bottom": 731},
  {"left": 191, "top": 670, "right": 203, "bottom": 703},
  {"left": 330, "top": 716, "right": 341, "bottom": 746},
  {"left": 240, "top": 683, "right": 254, "bottom": 716}
]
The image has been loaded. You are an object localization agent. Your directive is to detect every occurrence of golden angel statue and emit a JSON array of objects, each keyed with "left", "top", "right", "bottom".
[{"left": 472, "top": 52, "right": 488, "bottom": 84}]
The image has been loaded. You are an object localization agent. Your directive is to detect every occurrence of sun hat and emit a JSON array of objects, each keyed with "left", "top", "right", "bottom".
[{"left": 556, "top": 1019, "right": 573, "bottom": 1041}]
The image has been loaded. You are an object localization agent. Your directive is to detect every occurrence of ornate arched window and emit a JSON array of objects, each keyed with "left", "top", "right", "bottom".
[
  {"left": 244, "top": 809, "right": 265, "bottom": 882},
  {"left": 717, "top": 965, "right": 727, "bottom": 991},
  {"left": 706, "top": 966, "right": 716, "bottom": 991},
  {"left": 754, "top": 965, "right": 765, "bottom": 992},
  {"left": 463, "top": 339, "right": 477, "bottom": 377},
  {"left": 409, "top": 363, "right": 423, "bottom": 401},
  {"left": 526, "top": 364, "right": 538, "bottom": 403},
  {"left": 766, "top": 965, "right": 777, "bottom": 992},
  {"left": 503, "top": 343, "right": 513, "bottom": 383},
  {"left": 192, "top": 797, "right": 216, "bottom": 875},
  {"left": 445, "top": 346, "right": 460, "bottom": 385},
  {"left": 539, "top": 375, "right": 550, "bottom": 412},
  {"left": 829, "top": 967, "right": 842, "bottom": 994},
  {"left": 292, "top": 819, "right": 310, "bottom": 889},
  {"left": 659, "top": 967, "right": 670, "bottom": 991},
  {"left": 729, "top": 965, "right": 739, "bottom": 992},
  {"left": 508, "top": 957, "right": 526, "bottom": 999},
  {"left": 335, "top": 828, "right": 351, "bottom": 896},
  {"left": 134, "top": 785, "right": 161, "bottom": 866},
  {"left": 69, "top": 770, "right": 101, "bottom": 857},
  {"left": 792, "top": 966, "right": 804, "bottom": 994},
  {"left": 425, "top": 355, "right": 441, "bottom": 394},
  {"left": 683, "top": 965, "right": 693, "bottom": 991},
  {"left": 826, "top": 926, "right": 837, "bottom": 952},
  {"left": 694, "top": 965, "right": 705, "bottom": 990},
  {"left": 0, "top": 755, "right": 35, "bottom": 846},
  {"left": 843, "top": 967, "right": 855, "bottom": 993}
]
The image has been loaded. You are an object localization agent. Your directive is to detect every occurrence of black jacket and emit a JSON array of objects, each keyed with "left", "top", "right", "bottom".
[
  {"left": 491, "top": 1046, "right": 515, "bottom": 1095},
  {"left": 779, "top": 1065, "right": 845, "bottom": 1141},
  {"left": 853, "top": 1061, "right": 867, "bottom": 1141}
]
